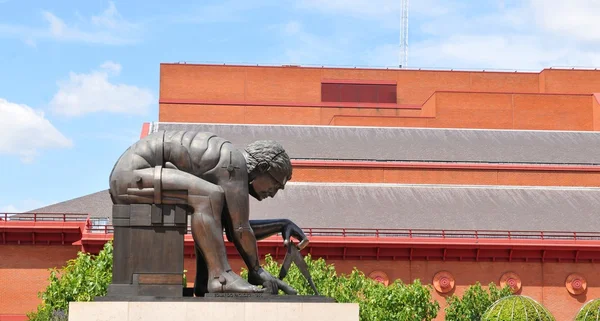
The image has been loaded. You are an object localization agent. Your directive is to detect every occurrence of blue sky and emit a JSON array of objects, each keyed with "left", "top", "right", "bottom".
[{"left": 1, "top": 0, "right": 599, "bottom": 212}]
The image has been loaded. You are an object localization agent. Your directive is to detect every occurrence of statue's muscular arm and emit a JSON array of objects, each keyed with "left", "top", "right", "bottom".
[
  {"left": 215, "top": 145, "right": 262, "bottom": 272},
  {"left": 248, "top": 219, "right": 308, "bottom": 250},
  {"left": 216, "top": 146, "right": 300, "bottom": 294},
  {"left": 215, "top": 151, "right": 309, "bottom": 252}
]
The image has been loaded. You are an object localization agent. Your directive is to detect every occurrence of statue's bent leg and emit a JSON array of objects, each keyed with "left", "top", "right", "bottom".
[
  {"left": 193, "top": 245, "right": 209, "bottom": 296},
  {"left": 110, "top": 167, "right": 262, "bottom": 294},
  {"left": 158, "top": 168, "right": 263, "bottom": 294}
]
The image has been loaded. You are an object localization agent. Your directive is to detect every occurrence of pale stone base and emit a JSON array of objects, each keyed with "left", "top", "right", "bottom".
[{"left": 68, "top": 301, "right": 359, "bottom": 321}]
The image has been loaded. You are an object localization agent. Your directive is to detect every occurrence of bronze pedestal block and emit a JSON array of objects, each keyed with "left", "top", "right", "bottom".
[{"left": 107, "top": 204, "right": 189, "bottom": 297}]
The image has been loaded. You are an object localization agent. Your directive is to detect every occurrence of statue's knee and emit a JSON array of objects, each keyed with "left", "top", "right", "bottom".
[
  {"left": 188, "top": 187, "right": 224, "bottom": 212},
  {"left": 207, "top": 188, "right": 224, "bottom": 204}
]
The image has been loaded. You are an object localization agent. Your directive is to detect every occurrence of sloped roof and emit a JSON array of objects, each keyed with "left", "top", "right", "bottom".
[
  {"left": 29, "top": 190, "right": 112, "bottom": 219},
  {"left": 151, "top": 122, "right": 600, "bottom": 165},
  {"left": 28, "top": 183, "right": 600, "bottom": 232},
  {"left": 23, "top": 122, "right": 600, "bottom": 231},
  {"left": 250, "top": 183, "right": 600, "bottom": 232}
]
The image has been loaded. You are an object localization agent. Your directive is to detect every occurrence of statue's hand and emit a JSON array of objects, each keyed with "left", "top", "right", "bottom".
[
  {"left": 282, "top": 220, "right": 309, "bottom": 250},
  {"left": 248, "top": 267, "right": 297, "bottom": 295}
]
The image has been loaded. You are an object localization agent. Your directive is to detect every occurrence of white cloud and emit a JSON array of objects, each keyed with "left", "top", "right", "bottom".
[
  {"left": 156, "top": 0, "right": 278, "bottom": 24},
  {"left": 284, "top": 0, "right": 600, "bottom": 70},
  {"left": 529, "top": 0, "right": 600, "bottom": 42},
  {"left": 371, "top": 35, "right": 575, "bottom": 71},
  {"left": 79, "top": 129, "right": 142, "bottom": 145},
  {"left": 40, "top": 8, "right": 139, "bottom": 45},
  {"left": 0, "top": 2, "right": 140, "bottom": 45},
  {"left": 100, "top": 61, "right": 122, "bottom": 75},
  {"left": 91, "top": 1, "right": 137, "bottom": 31},
  {"left": 296, "top": 0, "right": 465, "bottom": 28},
  {"left": 403, "top": 0, "right": 600, "bottom": 70},
  {"left": 363, "top": 44, "right": 401, "bottom": 68},
  {"left": 1, "top": 199, "right": 55, "bottom": 213},
  {"left": 294, "top": 0, "right": 600, "bottom": 70},
  {"left": 297, "top": 0, "right": 399, "bottom": 18},
  {"left": 49, "top": 62, "right": 155, "bottom": 117},
  {"left": 279, "top": 21, "right": 330, "bottom": 63},
  {"left": 269, "top": 21, "right": 357, "bottom": 66},
  {"left": 1, "top": 205, "right": 19, "bottom": 213},
  {"left": 0, "top": 98, "right": 72, "bottom": 162},
  {"left": 409, "top": 36, "right": 587, "bottom": 71}
]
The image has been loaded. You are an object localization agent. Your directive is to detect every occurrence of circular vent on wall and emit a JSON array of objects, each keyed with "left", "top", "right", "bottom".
[
  {"left": 368, "top": 271, "right": 390, "bottom": 286},
  {"left": 565, "top": 273, "right": 587, "bottom": 295},
  {"left": 432, "top": 271, "right": 455, "bottom": 294},
  {"left": 499, "top": 272, "right": 522, "bottom": 293}
]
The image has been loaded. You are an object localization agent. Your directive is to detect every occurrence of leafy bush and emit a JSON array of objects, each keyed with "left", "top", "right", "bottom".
[
  {"left": 28, "top": 244, "right": 441, "bottom": 321},
  {"left": 576, "top": 299, "right": 600, "bottom": 321},
  {"left": 445, "top": 282, "right": 513, "bottom": 321},
  {"left": 482, "top": 295, "right": 555, "bottom": 321},
  {"left": 27, "top": 242, "right": 113, "bottom": 321},
  {"left": 242, "top": 254, "right": 440, "bottom": 321}
]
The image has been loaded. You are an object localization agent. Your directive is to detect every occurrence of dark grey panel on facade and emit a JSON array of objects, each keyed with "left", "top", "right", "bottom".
[
  {"left": 152, "top": 122, "right": 600, "bottom": 165},
  {"left": 249, "top": 183, "right": 600, "bottom": 232}
]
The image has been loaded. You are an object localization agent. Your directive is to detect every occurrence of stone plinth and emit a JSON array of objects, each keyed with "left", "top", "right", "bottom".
[{"left": 68, "top": 300, "right": 359, "bottom": 321}]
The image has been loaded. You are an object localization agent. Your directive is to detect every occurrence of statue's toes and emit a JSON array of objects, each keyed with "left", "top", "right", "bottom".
[{"left": 209, "top": 276, "right": 266, "bottom": 294}]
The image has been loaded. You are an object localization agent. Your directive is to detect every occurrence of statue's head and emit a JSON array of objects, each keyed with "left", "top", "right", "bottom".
[{"left": 244, "top": 140, "right": 292, "bottom": 201}]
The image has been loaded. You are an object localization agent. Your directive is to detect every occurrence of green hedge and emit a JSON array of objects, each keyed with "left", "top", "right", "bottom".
[
  {"left": 27, "top": 242, "right": 579, "bottom": 321},
  {"left": 445, "top": 282, "right": 513, "bottom": 321},
  {"left": 242, "top": 254, "right": 440, "bottom": 321},
  {"left": 575, "top": 299, "right": 600, "bottom": 321},
  {"left": 28, "top": 244, "right": 440, "bottom": 321},
  {"left": 27, "top": 242, "right": 113, "bottom": 321},
  {"left": 482, "top": 295, "right": 555, "bottom": 321}
]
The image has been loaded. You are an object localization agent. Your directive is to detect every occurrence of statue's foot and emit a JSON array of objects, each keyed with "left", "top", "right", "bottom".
[{"left": 207, "top": 270, "right": 265, "bottom": 294}]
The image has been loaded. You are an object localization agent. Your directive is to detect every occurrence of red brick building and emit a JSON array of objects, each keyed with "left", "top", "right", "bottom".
[{"left": 2, "top": 64, "right": 600, "bottom": 321}]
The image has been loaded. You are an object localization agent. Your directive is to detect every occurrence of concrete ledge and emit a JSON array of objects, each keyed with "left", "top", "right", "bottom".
[{"left": 68, "top": 301, "right": 359, "bottom": 321}]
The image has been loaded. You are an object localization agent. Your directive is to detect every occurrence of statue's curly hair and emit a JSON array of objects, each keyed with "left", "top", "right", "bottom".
[{"left": 244, "top": 140, "right": 292, "bottom": 183}]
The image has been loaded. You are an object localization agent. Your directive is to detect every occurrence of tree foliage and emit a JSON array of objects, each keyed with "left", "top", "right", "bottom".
[
  {"left": 482, "top": 295, "right": 555, "bottom": 321},
  {"left": 27, "top": 242, "right": 113, "bottom": 321},
  {"left": 444, "top": 282, "right": 513, "bottom": 321},
  {"left": 241, "top": 254, "right": 440, "bottom": 321},
  {"left": 28, "top": 244, "right": 442, "bottom": 321},
  {"left": 575, "top": 299, "right": 600, "bottom": 321}
]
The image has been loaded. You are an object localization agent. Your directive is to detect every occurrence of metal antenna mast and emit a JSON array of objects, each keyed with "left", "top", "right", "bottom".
[{"left": 399, "top": 0, "right": 409, "bottom": 68}]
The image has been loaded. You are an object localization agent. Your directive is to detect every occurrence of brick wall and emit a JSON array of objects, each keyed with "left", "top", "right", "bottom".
[
  {"left": 159, "top": 103, "right": 427, "bottom": 126},
  {"left": 336, "top": 260, "right": 598, "bottom": 321},
  {"left": 293, "top": 166, "right": 600, "bottom": 187},
  {"left": 159, "top": 93, "right": 596, "bottom": 130},
  {"left": 541, "top": 69, "right": 600, "bottom": 94},
  {"left": 159, "top": 64, "right": 600, "bottom": 131},
  {"left": 159, "top": 64, "right": 545, "bottom": 105},
  {"left": 594, "top": 94, "right": 600, "bottom": 130},
  {"left": 329, "top": 93, "right": 596, "bottom": 131},
  {"left": 511, "top": 94, "right": 593, "bottom": 130},
  {"left": 0, "top": 316, "right": 27, "bottom": 321},
  {"left": 2, "top": 246, "right": 597, "bottom": 319},
  {"left": 182, "top": 256, "right": 599, "bottom": 321},
  {"left": 0, "top": 245, "right": 80, "bottom": 315}
]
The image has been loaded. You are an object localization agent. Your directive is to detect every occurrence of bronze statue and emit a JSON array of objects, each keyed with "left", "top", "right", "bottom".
[{"left": 108, "top": 130, "right": 309, "bottom": 296}]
